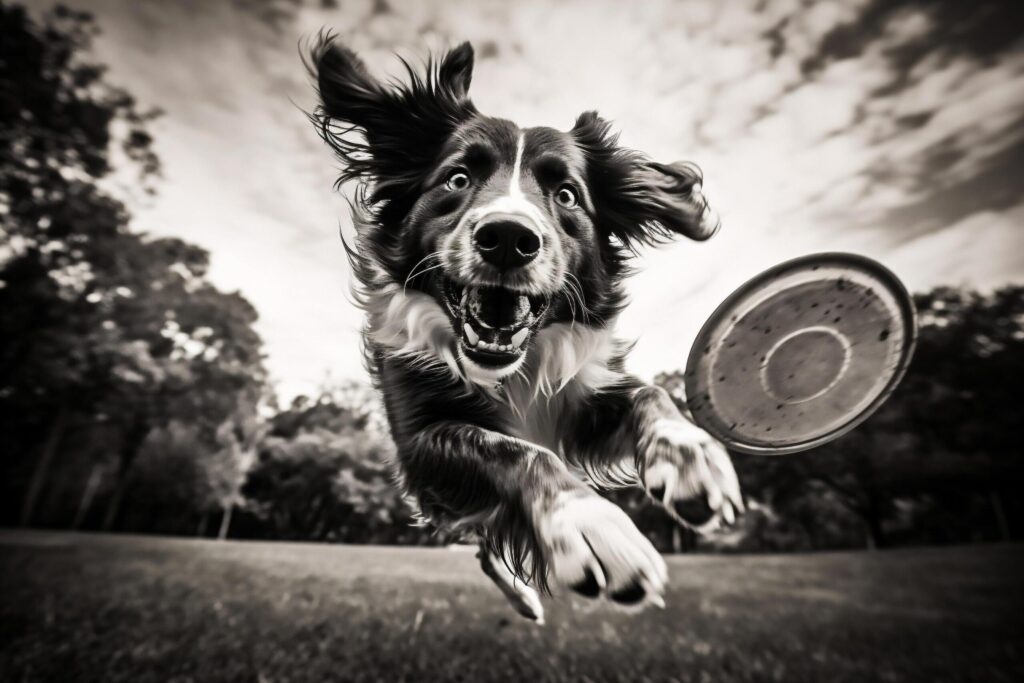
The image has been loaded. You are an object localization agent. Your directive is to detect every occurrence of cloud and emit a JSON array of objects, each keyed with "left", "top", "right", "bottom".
[
  {"left": 52, "top": 0, "right": 1024, "bottom": 397},
  {"left": 888, "top": 203, "right": 1024, "bottom": 293}
]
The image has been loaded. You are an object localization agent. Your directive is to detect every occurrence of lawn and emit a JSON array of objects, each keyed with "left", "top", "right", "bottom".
[{"left": 1, "top": 531, "right": 1021, "bottom": 682}]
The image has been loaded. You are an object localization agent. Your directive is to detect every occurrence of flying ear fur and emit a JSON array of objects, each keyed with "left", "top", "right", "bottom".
[
  {"left": 306, "top": 33, "right": 477, "bottom": 216},
  {"left": 572, "top": 111, "right": 720, "bottom": 249},
  {"left": 438, "top": 41, "right": 474, "bottom": 99}
]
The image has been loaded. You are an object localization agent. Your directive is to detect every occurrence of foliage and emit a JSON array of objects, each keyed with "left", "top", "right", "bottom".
[
  {"left": 241, "top": 389, "right": 435, "bottom": 545},
  {"left": 0, "top": 2, "right": 266, "bottom": 532}
]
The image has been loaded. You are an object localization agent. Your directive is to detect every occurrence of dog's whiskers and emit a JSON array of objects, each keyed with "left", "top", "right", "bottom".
[
  {"left": 403, "top": 250, "right": 451, "bottom": 295},
  {"left": 560, "top": 274, "right": 593, "bottom": 327},
  {"left": 403, "top": 253, "right": 440, "bottom": 291},
  {"left": 570, "top": 278, "right": 595, "bottom": 323},
  {"left": 405, "top": 261, "right": 445, "bottom": 292},
  {"left": 560, "top": 283, "right": 578, "bottom": 328}
]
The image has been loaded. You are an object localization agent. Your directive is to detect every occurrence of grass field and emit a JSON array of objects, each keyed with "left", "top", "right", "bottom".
[{"left": 1, "top": 531, "right": 1021, "bottom": 682}]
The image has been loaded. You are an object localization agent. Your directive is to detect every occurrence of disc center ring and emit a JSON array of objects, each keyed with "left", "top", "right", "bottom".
[{"left": 759, "top": 325, "right": 852, "bottom": 404}]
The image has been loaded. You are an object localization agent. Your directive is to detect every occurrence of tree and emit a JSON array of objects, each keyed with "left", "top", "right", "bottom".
[
  {"left": 1, "top": 3, "right": 157, "bottom": 524},
  {"left": 243, "top": 391, "right": 431, "bottom": 545},
  {"left": 0, "top": 3, "right": 267, "bottom": 531},
  {"left": 89, "top": 240, "right": 267, "bottom": 531}
]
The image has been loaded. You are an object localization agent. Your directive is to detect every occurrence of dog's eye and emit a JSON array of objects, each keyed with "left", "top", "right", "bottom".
[
  {"left": 555, "top": 185, "right": 578, "bottom": 208},
  {"left": 445, "top": 170, "right": 471, "bottom": 191}
]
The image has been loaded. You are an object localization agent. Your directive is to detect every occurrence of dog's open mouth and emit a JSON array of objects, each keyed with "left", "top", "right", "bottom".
[{"left": 443, "top": 279, "right": 549, "bottom": 367}]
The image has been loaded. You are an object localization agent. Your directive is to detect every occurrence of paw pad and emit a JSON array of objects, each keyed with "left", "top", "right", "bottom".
[
  {"left": 610, "top": 583, "right": 647, "bottom": 605},
  {"left": 672, "top": 497, "right": 716, "bottom": 527},
  {"left": 570, "top": 567, "right": 601, "bottom": 598}
]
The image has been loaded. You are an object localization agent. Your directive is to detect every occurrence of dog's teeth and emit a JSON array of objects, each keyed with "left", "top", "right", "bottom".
[
  {"left": 510, "top": 328, "right": 529, "bottom": 348},
  {"left": 464, "top": 323, "right": 479, "bottom": 346}
]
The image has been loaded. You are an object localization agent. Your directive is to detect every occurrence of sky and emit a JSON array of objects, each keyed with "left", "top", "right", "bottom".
[{"left": 28, "top": 0, "right": 1024, "bottom": 401}]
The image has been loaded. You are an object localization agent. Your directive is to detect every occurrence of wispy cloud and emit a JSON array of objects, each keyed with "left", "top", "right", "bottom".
[{"left": 44, "top": 0, "right": 1024, "bottom": 397}]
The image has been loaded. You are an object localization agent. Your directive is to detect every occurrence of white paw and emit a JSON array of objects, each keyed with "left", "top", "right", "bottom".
[
  {"left": 537, "top": 493, "right": 667, "bottom": 606},
  {"left": 641, "top": 418, "right": 744, "bottom": 531}
]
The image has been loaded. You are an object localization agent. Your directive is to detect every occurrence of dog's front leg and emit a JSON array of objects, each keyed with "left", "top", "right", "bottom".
[
  {"left": 630, "top": 386, "right": 744, "bottom": 530},
  {"left": 571, "top": 381, "right": 744, "bottom": 530},
  {"left": 405, "top": 422, "right": 667, "bottom": 609}
]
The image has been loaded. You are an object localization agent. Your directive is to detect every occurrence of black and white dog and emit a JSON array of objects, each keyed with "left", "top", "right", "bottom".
[{"left": 309, "top": 36, "right": 743, "bottom": 622}]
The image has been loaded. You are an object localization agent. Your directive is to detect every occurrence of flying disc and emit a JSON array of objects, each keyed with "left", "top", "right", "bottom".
[{"left": 684, "top": 253, "right": 916, "bottom": 456}]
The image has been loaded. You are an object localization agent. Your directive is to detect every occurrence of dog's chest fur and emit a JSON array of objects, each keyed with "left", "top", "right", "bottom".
[
  {"left": 491, "top": 326, "right": 628, "bottom": 455},
  {"left": 500, "top": 383, "right": 576, "bottom": 454},
  {"left": 364, "top": 287, "right": 629, "bottom": 453}
]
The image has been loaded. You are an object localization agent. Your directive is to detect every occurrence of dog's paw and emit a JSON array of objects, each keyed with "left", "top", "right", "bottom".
[
  {"left": 536, "top": 493, "right": 667, "bottom": 607},
  {"left": 641, "top": 418, "right": 744, "bottom": 531}
]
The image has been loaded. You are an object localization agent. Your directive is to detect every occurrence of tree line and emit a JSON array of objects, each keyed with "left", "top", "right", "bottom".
[{"left": 2, "top": 3, "right": 1021, "bottom": 551}]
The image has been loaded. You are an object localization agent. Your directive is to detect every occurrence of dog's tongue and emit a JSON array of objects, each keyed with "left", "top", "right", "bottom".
[{"left": 468, "top": 286, "right": 530, "bottom": 329}]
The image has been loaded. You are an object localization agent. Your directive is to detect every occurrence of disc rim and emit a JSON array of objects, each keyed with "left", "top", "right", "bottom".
[{"left": 684, "top": 252, "right": 917, "bottom": 456}]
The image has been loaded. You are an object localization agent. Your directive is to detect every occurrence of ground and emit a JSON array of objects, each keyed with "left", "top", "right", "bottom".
[{"left": 1, "top": 531, "right": 1021, "bottom": 682}]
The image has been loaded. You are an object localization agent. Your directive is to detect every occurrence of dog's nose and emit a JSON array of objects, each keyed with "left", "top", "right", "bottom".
[{"left": 473, "top": 220, "right": 541, "bottom": 270}]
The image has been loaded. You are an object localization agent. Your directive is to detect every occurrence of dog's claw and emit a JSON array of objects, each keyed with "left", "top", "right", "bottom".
[
  {"left": 515, "top": 594, "right": 544, "bottom": 623},
  {"left": 722, "top": 500, "right": 736, "bottom": 525},
  {"left": 479, "top": 546, "right": 546, "bottom": 624}
]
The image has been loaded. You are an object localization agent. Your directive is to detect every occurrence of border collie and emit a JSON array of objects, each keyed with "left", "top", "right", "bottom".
[{"left": 308, "top": 36, "right": 743, "bottom": 623}]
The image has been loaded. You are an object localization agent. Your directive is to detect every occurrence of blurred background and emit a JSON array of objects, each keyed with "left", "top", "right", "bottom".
[{"left": 1, "top": 1, "right": 1023, "bottom": 680}]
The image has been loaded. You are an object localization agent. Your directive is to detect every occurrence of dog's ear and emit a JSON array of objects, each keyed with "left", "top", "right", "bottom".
[
  {"left": 307, "top": 34, "right": 477, "bottom": 214},
  {"left": 572, "top": 112, "right": 720, "bottom": 250},
  {"left": 438, "top": 41, "right": 474, "bottom": 99},
  {"left": 311, "top": 38, "right": 386, "bottom": 134}
]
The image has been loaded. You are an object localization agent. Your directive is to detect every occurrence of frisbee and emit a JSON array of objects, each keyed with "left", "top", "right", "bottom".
[{"left": 684, "top": 253, "right": 916, "bottom": 456}]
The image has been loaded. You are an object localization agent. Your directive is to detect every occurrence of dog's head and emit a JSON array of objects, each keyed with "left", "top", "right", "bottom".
[{"left": 310, "top": 36, "right": 719, "bottom": 382}]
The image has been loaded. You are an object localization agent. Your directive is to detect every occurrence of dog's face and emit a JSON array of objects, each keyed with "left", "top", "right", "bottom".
[
  {"left": 311, "top": 38, "right": 719, "bottom": 380},
  {"left": 409, "top": 120, "right": 598, "bottom": 374}
]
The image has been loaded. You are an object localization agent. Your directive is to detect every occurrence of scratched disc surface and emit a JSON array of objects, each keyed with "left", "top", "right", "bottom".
[{"left": 685, "top": 253, "right": 916, "bottom": 456}]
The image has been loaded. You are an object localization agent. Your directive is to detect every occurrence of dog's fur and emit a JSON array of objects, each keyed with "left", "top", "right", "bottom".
[{"left": 308, "top": 35, "right": 743, "bottom": 621}]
